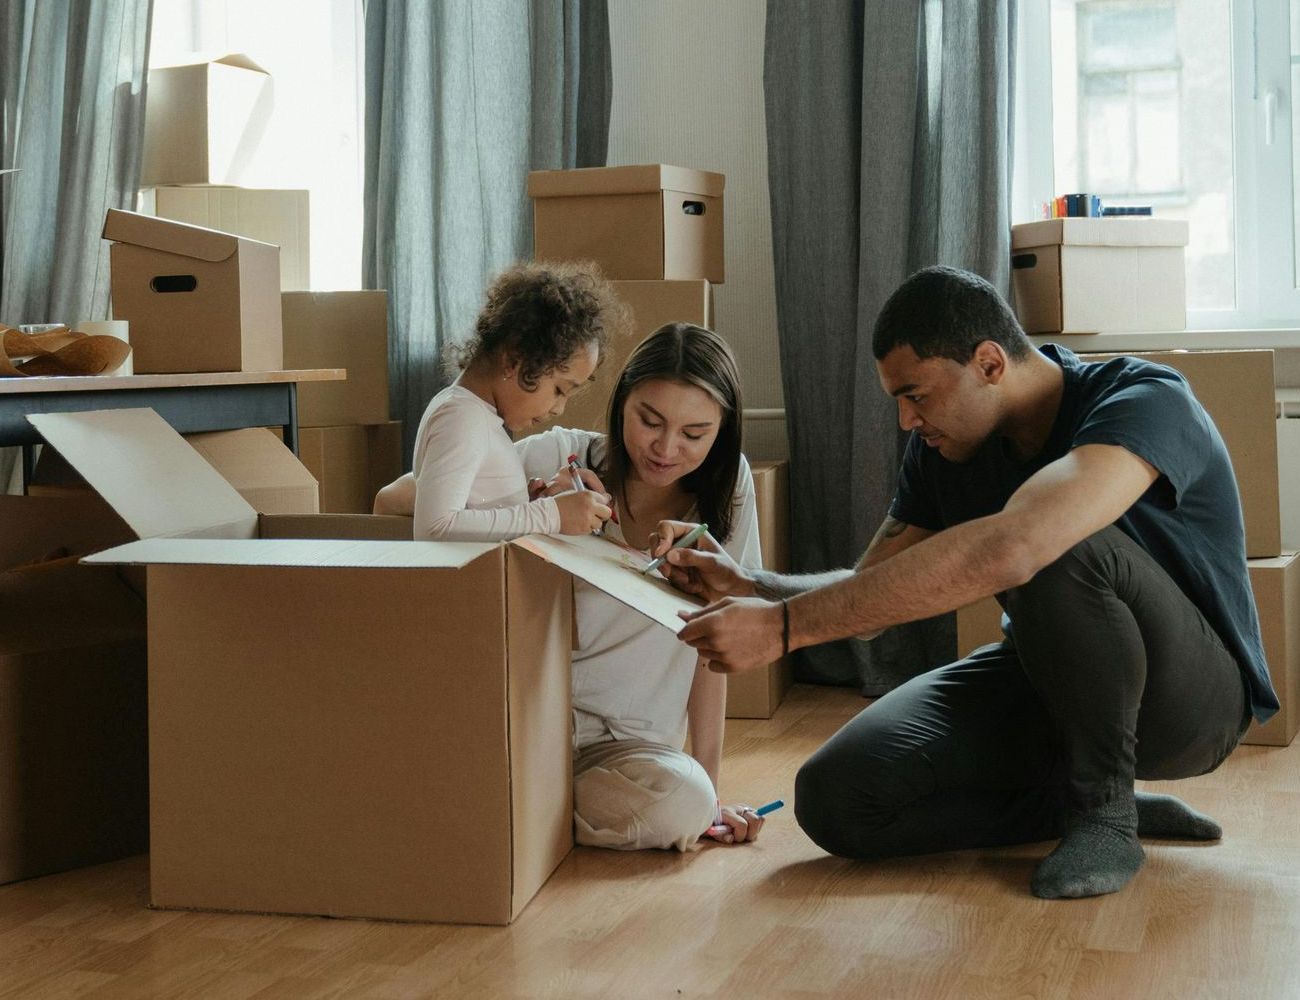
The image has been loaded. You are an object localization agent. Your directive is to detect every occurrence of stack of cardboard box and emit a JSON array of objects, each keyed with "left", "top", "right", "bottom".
[
  {"left": 125, "top": 54, "right": 400, "bottom": 512},
  {"left": 954, "top": 349, "right": 1299, "bottom": 748},
  {"left": 524, "top": 165, "right": 792, "bottom": 718}
]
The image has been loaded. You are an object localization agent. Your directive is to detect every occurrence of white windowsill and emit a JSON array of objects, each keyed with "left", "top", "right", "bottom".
[{"left": 1035, "top": 329, "right": 1300, "bottom": 353}]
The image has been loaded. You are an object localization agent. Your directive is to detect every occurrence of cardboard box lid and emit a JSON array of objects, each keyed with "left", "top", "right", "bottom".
[
  {"left": 1012, "top": 218, "right": 1190, "bottom": 250},
  {"left": 82, "top": 537, "right": 495, "bottom": 570},
  {"left": 527, "top": 164, "right": 725, "bottom": 199},
  {"left": 151, "top": 51, "right": 269, "bottom": 75},
  {"left": 27, "top": 409, "right": 259, "bottom": 540},
  {"left": 514, "top": 533, "right": 702, "bottom": 633},
  {"left": 102, "top": 208, "right": 274, "bottom": 263}
]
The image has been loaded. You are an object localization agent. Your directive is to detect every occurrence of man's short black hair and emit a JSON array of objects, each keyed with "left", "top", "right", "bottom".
[{"left": 871, "top": 265, "right": 1033, "bottom": 363}]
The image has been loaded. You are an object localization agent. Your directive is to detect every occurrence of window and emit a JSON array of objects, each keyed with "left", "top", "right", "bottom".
[
  {"left": 1017, "top": 0, "right": 1300, "bottom": 328},
  {"left": 148, "top": 0, "right": 364, "bottom": 290}
]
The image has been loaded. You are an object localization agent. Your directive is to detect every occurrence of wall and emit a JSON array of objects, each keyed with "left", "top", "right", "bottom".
[{"left": 607, "top": 0, "right": 787, "bottom": 460}]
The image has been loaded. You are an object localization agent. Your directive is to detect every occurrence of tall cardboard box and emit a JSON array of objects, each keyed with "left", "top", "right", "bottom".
[
  {"left": 297, "top": 422, "right": 403, "bottom": 515},
  {"left": 1012, "top": 218, "right": 1189, "bottom": 333},
  {"left": 1080, "top": 350, "right": 1280, "bottom": 558},
  {"left": 526, "top": 279, "right": 712, "bottom": 438},
  {"left": 141, "top": 186, "right": 310, "bottom": 291},
  {"left": 33, "top": 408, "right": 707, "bottom": 923},
  {"left": 529, "top": 165, "right": 725, "bottom": 283},
  {"left": 282, "top": 291, "right": 390, "bottom": 427},
  {"left": 103, "top": 209, "right": 282, "bottom": 373},
  {"left": 141, "top": 54, "right": 270, "bottom": 186},
  {"left": 726, "top": 460, "right": 794, "bottom": 719},
  {"left": 1242, "top": 553, "right": 1300, "bottom": 747},
  {"left": 0, "top": 496, "right": 147, "bottom": 885}
]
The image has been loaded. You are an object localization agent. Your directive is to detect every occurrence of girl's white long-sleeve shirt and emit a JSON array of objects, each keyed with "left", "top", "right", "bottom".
[
  {"left": 516, "top": 427, "right": 763, "bottom": 751},
  {"left": 411, "top": 382, "right": 561, "bottom": 541}
]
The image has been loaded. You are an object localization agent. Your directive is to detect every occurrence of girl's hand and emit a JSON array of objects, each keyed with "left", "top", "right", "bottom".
[
  {"left": 540, "top": 466, "right": 609, "bottom": 497},
  {"left": 704, "top": 803, "right": 765, "bottom": 844},
  {"left": 555, "top": 490, "right": 612, "bottom": 535}
]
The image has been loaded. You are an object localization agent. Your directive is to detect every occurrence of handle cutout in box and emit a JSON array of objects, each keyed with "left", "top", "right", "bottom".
[
  {"left": 1011, "top": 253, "right": 1037, "bottom": 270},
  {"left": 150, "top": 275, "right": 198, "bottom": 293},
  {"left": 681, "top": 201, "right": 706, "bottom": 216}
]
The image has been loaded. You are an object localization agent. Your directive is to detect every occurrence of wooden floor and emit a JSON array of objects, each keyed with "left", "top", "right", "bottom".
[{"left": 2, "top": 684, "right": 1298, "bottom": 1000}]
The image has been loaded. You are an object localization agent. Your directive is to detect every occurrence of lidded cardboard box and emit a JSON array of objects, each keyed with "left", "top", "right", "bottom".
[
  {"left": 103, "top": 209, "right": 282, "bottom": 374},
  {"left": 1011, "top": 218, "right": 1189, "bottom": 334},
  {"left": 141, "top": 186, "right": 310, "bottom": 292},
  {"left": 529, "top": 164, "right": 725, "bottom": 283},
  {"left": 29, "top": 407, "right": 704, "bottom": 923},
  {"left": 141, "top": 53, "right": 271, "bottom": 186},
  {"left": 1245, "top": 552, "right": 1300, "bottom": 746}
]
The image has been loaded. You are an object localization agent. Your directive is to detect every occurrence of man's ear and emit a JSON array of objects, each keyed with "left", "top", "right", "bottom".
[{"left": 971, "top": 340, "right": 1008, "bottom": 385}]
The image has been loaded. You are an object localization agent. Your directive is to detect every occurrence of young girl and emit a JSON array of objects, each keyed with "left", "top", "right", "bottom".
[
  {"left": 409, "top": 261, "right": 622, "bottom": 540},
  {"left": 378, "top": 324, "right": 764, "bottom": 850}
]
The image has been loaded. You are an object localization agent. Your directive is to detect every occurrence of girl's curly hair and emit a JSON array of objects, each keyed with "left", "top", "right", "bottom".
[{"left": 449, "top": 260, "right": 627, "bottom": 387}]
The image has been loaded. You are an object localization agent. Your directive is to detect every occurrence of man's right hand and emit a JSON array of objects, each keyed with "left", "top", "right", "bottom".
[{"left": 650, "top": 520, "right": 755, "bottom": 603}]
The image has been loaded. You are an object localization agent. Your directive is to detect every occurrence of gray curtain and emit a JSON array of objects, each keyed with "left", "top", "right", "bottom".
[
  {"left": 0, "top": 0, "right": 153, "bottom": 490},
  {"left": 764, "top": 1, "right": 1016, "bottom": 692},
  {"left": 362, "top": 0, "right": 611, "bottom": 465}
]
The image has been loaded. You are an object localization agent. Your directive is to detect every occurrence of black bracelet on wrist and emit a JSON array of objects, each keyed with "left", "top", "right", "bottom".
[{"left": 780, "top": 597, "right": 790, "bottom": 656}]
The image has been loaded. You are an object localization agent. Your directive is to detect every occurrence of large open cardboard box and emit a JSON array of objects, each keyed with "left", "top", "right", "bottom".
[
  {"left": 529, "top": 165, "right": 725, "bottom": 283},
  {"left": 29, "top": 408, "right": 703, "bottom": 924},
  {"left": 1012, "top": 218, "right": 1189, "bottom": 334},
  {"left": 141, "top": 186, "right": 310, "bottom": 292},
  {"left": 141, "top": 53, "right": 270, "bottom": 186},
  {"left": 103, "top": 209, "right": 282, "bottom": 374},
  {"left": 0, "top": 495, "right": 147, "bottom": 885}
]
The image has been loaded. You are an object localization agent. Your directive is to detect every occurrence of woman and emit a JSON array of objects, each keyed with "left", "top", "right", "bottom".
[{"left": 377, "top": 323, "right": 766, "bottom": 850}]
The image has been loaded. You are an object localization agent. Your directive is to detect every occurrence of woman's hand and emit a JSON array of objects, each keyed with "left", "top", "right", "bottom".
[
  {"left": 555, "top": 490, "right": 613, "bottom": 535},
  {"left": 704, "top": 803, "right": 766, "bottom": 844},
  {"left": 650, "top": 520, "right": 756, "bottom": 603}
]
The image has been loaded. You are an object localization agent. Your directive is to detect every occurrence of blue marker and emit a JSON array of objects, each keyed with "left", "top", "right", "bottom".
[{"left": 706, "top": 798, "right": 785, "bottom": 838}]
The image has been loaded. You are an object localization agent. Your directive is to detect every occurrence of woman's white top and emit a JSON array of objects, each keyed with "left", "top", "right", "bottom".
[
  {"left": 411, "top": 382, "right": 561, "bottom": 540},
  {"left": 516, "top": 427, "right": 763, "bottom": 751}
]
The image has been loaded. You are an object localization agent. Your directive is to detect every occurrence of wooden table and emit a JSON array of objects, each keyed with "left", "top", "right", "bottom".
[{"left": 0, "top": 369, "right": 345, "bottom": 486}]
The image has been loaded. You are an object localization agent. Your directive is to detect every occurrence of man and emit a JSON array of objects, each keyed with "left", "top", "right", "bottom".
[{"left": 655, "top": 265, "right": 1278, "bottom": 899}]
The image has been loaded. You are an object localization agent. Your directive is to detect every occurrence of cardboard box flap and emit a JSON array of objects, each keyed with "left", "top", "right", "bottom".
[
  {"left": 1012, "top": 218, "right": 1190, "bottom": 250},
  {"left": 102, "top": 208, "right": 259, "bottom": 263},
  {"left": 512, "top": 534, "right": 702, "bottom": 633},
  {"left": 83, "top": 537, "right": 496, "bottom": 569},
  {"left": 152, "top": 51, "right": 269, "bottom": 75},
  {"left": 527, "top": 164, "right": 725, "bottom": 199},
  {"left": 27, "top": 409, "right": 258, "bottom": 541}
]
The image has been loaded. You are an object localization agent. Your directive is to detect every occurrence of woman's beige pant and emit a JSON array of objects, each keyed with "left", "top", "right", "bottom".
[{"left": 573, "top": 739, "right": 717, "bottom": 851}]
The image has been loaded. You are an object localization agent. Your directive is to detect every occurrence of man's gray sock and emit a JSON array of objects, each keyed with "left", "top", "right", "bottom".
[
  {"left": 1032, "top": 797, "right": 1143, "bottom": 899},
  {"left": 1135, "top": 791, "right": 1222, "bottom": 840}
]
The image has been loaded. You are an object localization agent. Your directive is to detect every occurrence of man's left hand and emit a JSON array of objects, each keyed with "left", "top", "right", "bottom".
[{"left": 678, "top": 597, "right": 784, "bottom": 673}]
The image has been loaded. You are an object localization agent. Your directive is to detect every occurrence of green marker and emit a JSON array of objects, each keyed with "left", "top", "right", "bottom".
[{"left": 642, "top": 523, "right": 709, "bottom": 575}]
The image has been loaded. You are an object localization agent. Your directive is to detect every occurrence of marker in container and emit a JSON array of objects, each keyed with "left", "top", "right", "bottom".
[
  {"left": 706, "top": 798, "right": 785, "bottom": 838},
  {"left": 642, "top": 522, "right": 708, "bottom": 575}
]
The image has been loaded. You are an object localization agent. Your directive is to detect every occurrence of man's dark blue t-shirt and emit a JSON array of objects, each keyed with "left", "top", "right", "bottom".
[{"left": 888, "top": 344, "right": 1278, "bottom": 722}]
